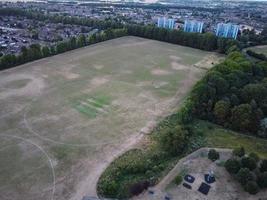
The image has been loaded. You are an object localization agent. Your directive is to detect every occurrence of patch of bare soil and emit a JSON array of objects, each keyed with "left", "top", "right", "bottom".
[
  {"left": 153, "top": 81, "right": 168, "bottom": 89},
  {"left": 60, "top": 71, "right": 80, "bottom": 80},
  {"left": 193, "top": 54, "right": 222, "bottom": 70},
  {"left": 0, "top": 74, "right": 44, "bottom": 99},
  {"left": 169, "top": 55, "right": 182, "bottom": 61},
  {"left": 151, "top": 69, "right": 171, "bottom": 75},
  {"left": 171, "top": 62, "right": 187, "bottom": 70},
  {"left": 93, "top": 64, "right": 104, "bottom": 70},
  {"left": 90, "top": 76, "right": 110, "bottom": 87}
]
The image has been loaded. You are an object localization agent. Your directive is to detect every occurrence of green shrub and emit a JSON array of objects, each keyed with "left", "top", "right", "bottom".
[
  {"left": 208, "top": 149, "right": 220, "bottom": 161},
  {"left": 249, "top": 152, "right": 260, "bottom": 163},
  {"left": 245, "top": 181, "right": 259, "bottom": 194},
  {"left": 174, "top": 175, "right": 183, "bottom": 185},
  {"left": 237, "top": 168, "right": 254, "bottom": 186},
  {"left": 260, "top": 159, "right": 267, "bottom": 172},
  {"left": 225, "top": 158, "right": 241, "bottom": 174},
  {"left": 157, "top": 125, "right": 189, "bottom": 156},
  {"left": 241, "top": 156, "right": 257, "bottom": 171},
  {"left": 233, "top": 146, "right": 245, "bottom": 157}
]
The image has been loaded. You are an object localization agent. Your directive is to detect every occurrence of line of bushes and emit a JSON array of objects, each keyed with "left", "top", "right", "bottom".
[
  {"left": 225, "top": 147, "right": 267, "bottom": 194},
  {"left": 0, "top": 28, "right": 127, "bottom": 70}
]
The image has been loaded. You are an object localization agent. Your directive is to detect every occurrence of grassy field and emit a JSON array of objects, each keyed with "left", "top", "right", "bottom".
[
  {"left": 192, "top": 120, "right": 267, "bottom": 158},
  {"left": 0, "top": 36, "right": 223, "bottom": 200},
  {"left": 247, "top": 45, "right": 267, "bottom": 56}
]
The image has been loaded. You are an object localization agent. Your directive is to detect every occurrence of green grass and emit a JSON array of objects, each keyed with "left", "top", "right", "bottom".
[
  {"left": 73, "top": 94, "right": 111, "bottom": 118},
  {"left": 192, "top": 120, "right": 267, "bottom": 158},
  {"left": 247, "top": 45, "right": 267, "bottom": 56}
]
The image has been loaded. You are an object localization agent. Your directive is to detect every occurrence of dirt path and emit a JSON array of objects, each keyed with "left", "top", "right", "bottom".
[{"left": 69, "top": 132, "right": 144, "bottom": 200}]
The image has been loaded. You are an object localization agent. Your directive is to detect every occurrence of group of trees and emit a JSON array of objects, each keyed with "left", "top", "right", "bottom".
[
  {"left": 0, "top": 28, "right": 127, "bottom": 70},
  {"left": 126, "top": 24, "right": 238, "bottom": 52},
  {"left": 225, "top": 147, "right": 267, "bottom": 194},
  {"left": 185, "top": 50, "right": 267, "bottom": 137},
  {"left": 239, "top": 27, "right": 267, "bottom": 47}
]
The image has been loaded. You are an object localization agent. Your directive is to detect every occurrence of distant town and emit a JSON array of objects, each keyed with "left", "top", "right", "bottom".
[{"left": 0, "top": 0, "right": 267, "bottom": 55}]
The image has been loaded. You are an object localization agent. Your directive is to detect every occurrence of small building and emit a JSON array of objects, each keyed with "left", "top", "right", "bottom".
[
  {"left": 215, "top": 23, "right": 239, "bottom": 39},
  {"left": 157, "top": 17, "right": 175, "bottom": 29},
  {"left": 183, "top": 20, "right": 204, "bottom": 33}
]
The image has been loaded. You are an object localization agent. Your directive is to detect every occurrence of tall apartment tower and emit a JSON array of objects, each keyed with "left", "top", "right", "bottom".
[
  {"left": 183, "top": 20, "right": 204, "bottom": 33},
  {"left": 216, "top": 23, "right": 239, "bottom": 39},
  {"left": 157, "top": 17, "right": 175, "bottom": 29}
]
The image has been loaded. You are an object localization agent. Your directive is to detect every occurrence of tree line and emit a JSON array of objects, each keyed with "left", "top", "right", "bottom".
[
  {"left": 182, "top": 50, "right": 267, "bottom": 137},
  {"left": 126, "top": 24, "right": 238, "bottom": 52},
  {"left": 0, "top": 28, "right": 127, "bottom": 70}
]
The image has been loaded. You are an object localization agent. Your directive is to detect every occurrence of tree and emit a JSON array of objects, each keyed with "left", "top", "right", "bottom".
[
  {"left": 241, "top": 84, "right": 267, "bottom": 104},
  {"left": 231, "top": 104, "right": 253, "bottom": 132},
  {"left": 158, "top": 125, "right": 189, "bottom": 156},
  {"left": 260, "top": 159, "right": 267, "bottom": 172},
  {"left": 257, "top": 172, "right": 267, "bottom": 188},
  {"left": 42, "top": 46, "right": 50, "bottom": 57},
  {"left": 208, "top": 149, "right": 220, "bottom": 162},
  {"left": 77, "top": 34, "right": 86, "bottom": 47},
  {"left": 233, "top": 146, "right": 245, "bottom": 157},
  {"left": 241, "top": 157, "right": 257, "bottom": 171},
  {"left": 69, "top": 37, "right": 77, "bottom": 50},
  {"left": 28, "top": 44, "right": 42, "bottom": 60},
  {"left": 237, "top": 168, "right": 254, "bottom": 186},
  {"left": 213, "top": 100, "right": 230, "bottom": 125},
  {"left": 245, "top": 181, "right": 259, "bottom": 194},
  {"left": 206, "top": 71, "right": 229, "bottom": 96},
  {"left": 225, "top": 158, "right": 241, "bottom": 174},
  {"left": 249, "top": 152, "right": 260, "bottom": 163},
  {"left": 0, "top": 54, "right": 17, "bottom": 69}
]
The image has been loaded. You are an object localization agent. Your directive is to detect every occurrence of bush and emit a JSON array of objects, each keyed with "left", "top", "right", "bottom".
[
  {"left": 257, "top": 172, "right": 267, "bottom": 188},
  {"left": 241, "top": 156, "right": 257, "bottom": 171},
  {"left": 98, "top": 179, "right": 119, "bottom": 198},
  {"left": 260, "top": 159, "right": 267, "bottom": 172},
  {"left": 208, "top": 149, "right": 220, "bottom": 161},
  {"left": 233, "top": 146, "right": 245, "bottom": 157},
  {"left": 245, "top": 181, "right": 259, "bottom": 194},
  {"left": 249, "top": 152, "right": 260, "bottom": 163},
  {"left": 174, "top": 175, "right": 183, "bottom": 185},
  {"left": 225, "top": 158, "right": 241, "bottom": 174},
  {"left": 237, "top": 168, "right": 254, "bottom": 186},
  {"left": 129, "top": 180, "right": 150, "bottom": 196},
  {"left": 158, "top": 125, "right": 189, "bottom": 156}
]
